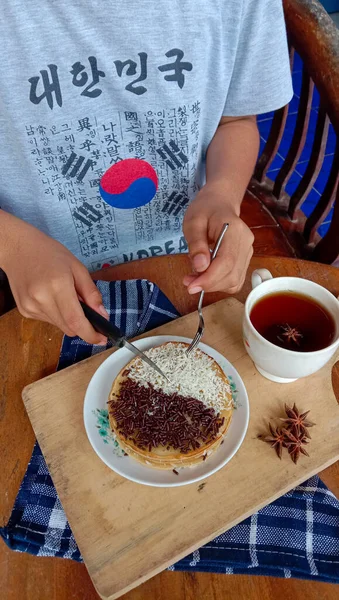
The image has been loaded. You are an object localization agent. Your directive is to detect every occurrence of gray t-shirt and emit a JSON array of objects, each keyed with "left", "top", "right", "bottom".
[{"left": 0, "top": 0, "right": 293, "bottom": 271}]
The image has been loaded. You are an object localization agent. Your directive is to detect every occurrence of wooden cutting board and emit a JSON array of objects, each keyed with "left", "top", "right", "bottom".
[{"left": 22, "top": 298, "right": 339, "bottom": 600}]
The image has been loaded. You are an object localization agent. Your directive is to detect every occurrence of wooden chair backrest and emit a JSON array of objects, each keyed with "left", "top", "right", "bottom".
[{"left": 251, "top": 0, "right": 339, "bottom": 265}]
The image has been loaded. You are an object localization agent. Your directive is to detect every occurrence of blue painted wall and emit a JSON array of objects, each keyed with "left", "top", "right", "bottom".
[{"left": 320, "top": 0, "right": 339, "bottom": 13}]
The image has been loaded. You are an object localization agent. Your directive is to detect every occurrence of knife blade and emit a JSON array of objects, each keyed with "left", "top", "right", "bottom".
[
  {"left": 80, "top": 301, "right": 169, "bottom": 380},
  {"left": 122, "top": 339, "right": 169, "bottom": 379}
]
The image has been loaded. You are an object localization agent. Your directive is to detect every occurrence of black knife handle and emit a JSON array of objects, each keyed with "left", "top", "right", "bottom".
[{"left": 80, "top": 302, "right": 124, "bottom": 346}]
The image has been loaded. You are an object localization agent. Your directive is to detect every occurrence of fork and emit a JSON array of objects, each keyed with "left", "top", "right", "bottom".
[{"left": 186, "top": 223, "right": 229, "bottom": 356}]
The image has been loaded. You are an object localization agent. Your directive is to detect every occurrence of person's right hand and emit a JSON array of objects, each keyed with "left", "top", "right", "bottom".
[{"left": 0, "top": 213, "right": 108, "bottom": 344}]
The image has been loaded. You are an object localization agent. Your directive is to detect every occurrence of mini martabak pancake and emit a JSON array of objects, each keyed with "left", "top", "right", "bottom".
[{"left": 108, "top": 342, "right": 233, "bottom": 470}]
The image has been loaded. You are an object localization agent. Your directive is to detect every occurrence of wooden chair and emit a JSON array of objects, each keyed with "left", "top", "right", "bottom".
[
  {"left": 0, "top": 0, "right": 338, "bottom": 316},
  {"left": 247, "top": 0, "right": 339, "bottom": 265}
]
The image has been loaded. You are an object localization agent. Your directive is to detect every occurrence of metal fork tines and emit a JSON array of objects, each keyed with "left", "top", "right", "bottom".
[
  {"left": 186, "top": 223, "right": 229, "bottom": 356},
  {"left": 186, "top": 291, "right": 205, "bottom": 356}
]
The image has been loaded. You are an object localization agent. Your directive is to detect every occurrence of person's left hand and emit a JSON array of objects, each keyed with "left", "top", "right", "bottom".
[{"left": 183, "top": 183, "right": 254, "bottom": 294}]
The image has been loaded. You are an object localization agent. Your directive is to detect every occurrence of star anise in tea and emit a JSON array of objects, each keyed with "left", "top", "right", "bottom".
[
  {"left": 280, "top": 324, "right": 303, "bottom": 346},
  {"left": 283, "top": 428, "right": 310, "bottom": 464},
  {"left": 258, "top": 424, "right": 287, "bottom": 459},
  {"left": 280, "top": 403, "right": 315, "bottom": 438}
]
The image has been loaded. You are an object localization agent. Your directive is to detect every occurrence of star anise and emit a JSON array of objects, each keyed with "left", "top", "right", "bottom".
[
  {"left": 259, "top": 404, "right": 315, "bottom": 464},
  {"left": 280, "top": 403, "right": 315, "bottom": 437},
  {"left": 258, "top": 424, "right": 287, "bottom": 459},
  {"left": 283, "top": 428, "right": 310, "bottom": 464},
  {"left": 280, "top": 324, "right": 303, "bottom": 346}
]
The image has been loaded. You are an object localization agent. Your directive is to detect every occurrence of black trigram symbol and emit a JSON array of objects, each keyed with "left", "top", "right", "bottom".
[
  {"left": 61, "top": 152, "right": 94, "bottom": 182},
  {"left": 73, "top": 201, "right": 103, "bottom": 227},
  {"left": 162, "top": 191, "right": 189, "bottom": 216},
  {"left": 156, "top": 140, "right": 188, "bottom": 170}
]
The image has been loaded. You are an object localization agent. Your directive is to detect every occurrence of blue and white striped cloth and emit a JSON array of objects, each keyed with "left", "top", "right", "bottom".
[{"left": 1, "top": 280, "right": 339, "bottom": 583}]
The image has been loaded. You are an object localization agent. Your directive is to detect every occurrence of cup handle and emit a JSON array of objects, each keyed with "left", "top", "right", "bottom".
[{"left": 251, "top": 268, "right": 273, "bottom": 290}]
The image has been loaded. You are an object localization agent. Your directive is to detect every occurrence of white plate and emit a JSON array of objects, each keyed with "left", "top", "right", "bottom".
[{"left": 84, "top": 335, "right": 249, "bottom": 487}]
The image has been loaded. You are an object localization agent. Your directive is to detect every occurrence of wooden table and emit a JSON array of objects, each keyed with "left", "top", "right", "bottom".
[{"left": 1, "top": 254, "right": 339, "bottom": 600}]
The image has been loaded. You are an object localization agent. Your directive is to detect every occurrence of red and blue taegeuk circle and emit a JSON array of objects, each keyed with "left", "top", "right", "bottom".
[{"left": 99, "top": 158, "right": 158, "bottom": 209}]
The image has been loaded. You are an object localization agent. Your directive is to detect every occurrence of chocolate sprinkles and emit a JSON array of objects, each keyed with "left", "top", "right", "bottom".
[{"left": 109, "top": 378, "right": 225, "bottom": 454}]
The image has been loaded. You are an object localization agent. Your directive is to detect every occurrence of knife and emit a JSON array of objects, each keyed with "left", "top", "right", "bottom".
[{"left": 80, "top": 302, "right": 169, "bottom": 380}]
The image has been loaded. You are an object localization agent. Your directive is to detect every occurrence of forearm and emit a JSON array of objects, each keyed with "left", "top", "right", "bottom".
[
  {"left": 205, "top": 116, "right": 260, "bottom": 215},
  {"left": 0, "top": 210, "right": 40, "bottom": 271},
  {"left": 0, "top": 210, "right": 19, "bottom": 269}
]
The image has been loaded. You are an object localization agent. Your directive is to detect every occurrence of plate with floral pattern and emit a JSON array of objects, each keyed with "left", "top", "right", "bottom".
[{"left": 84, "top": 335, "right": 249, "bottom": 487}]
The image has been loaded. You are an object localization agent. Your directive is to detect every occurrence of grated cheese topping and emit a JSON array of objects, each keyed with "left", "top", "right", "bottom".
[{"left": 126, "top": 342, "right": 232, "bottom": 413}]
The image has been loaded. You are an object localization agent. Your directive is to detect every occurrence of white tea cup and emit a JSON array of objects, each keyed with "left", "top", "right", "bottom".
[{"left": 242, "top": 269, "right": 339, "bottom": 383}]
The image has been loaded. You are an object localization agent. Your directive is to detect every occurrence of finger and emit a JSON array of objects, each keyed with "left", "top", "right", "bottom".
[
  {"left": 18, "top": 304, "right": 52, "bottom": 323},
  {"left": 189, "top": 247, "right": 252, "bottom": 294},
  {"left": 39, "top": 297, "right": 79, "bottom": 335},
  {"left": 25, "top": 293, "right": 84, "bottom": 337},
  {"left": 183, "top": 274, "right": 198, "bottom": 287},
  {"left": 55, "top": 284, "right": 107, "bottom": 345},
  {"left": 225, "top": 269, "right": 247, "bottom": 294},
  {"left": 187, "top": 255, "right": 233, "bottom": 293},
  {"left": 183, "top": 216, "right": 211, "bottom": 273},
  {"left": 73, "top": 263, "right": 108, "bottom": 318},
  {"left": 15, "top": 290, "right": 58, "bottom": 323}
]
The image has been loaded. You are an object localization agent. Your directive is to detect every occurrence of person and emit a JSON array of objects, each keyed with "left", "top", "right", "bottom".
[{"left": 0, "top": 0, "right": 293, "bottom": 344}]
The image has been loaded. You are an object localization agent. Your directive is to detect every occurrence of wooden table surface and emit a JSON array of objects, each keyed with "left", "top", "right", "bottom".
[{"left": 1, "top": 254, "right": 339, "bottom": 600}]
